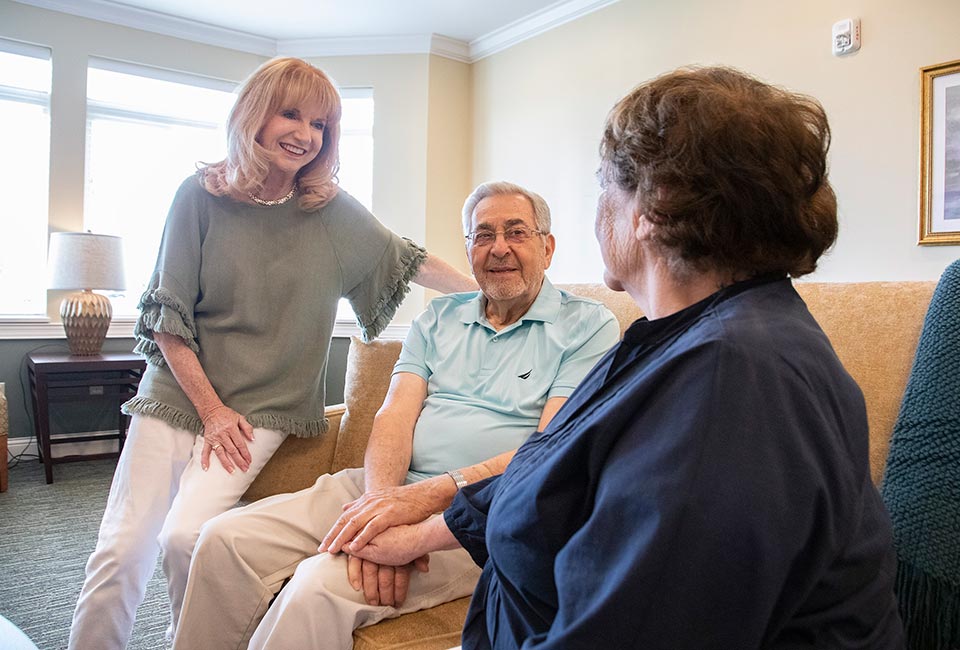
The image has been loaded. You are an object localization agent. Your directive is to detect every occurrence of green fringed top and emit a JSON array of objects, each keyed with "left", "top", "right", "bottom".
[{"left": 123, "top": 174, "right": 426, "bottom": 438}]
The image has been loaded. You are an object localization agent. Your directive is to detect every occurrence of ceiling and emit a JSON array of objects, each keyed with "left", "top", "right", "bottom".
[{"left": 14, "top": 0, "right": 618, "bottom": 61}]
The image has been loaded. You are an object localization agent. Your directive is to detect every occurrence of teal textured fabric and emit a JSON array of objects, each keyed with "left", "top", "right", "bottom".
[{"left": 881, "top": 258, "right": 960, "bottom": 650}]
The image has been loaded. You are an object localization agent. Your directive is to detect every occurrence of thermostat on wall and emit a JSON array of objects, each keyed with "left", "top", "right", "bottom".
[{"left": 832, "top": 18, "right": 861, "bottom": 56}]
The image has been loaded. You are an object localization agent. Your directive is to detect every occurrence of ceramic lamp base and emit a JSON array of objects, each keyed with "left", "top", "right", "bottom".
[{"left": 60, "top": 290, "right": 112, "bottom": 355}]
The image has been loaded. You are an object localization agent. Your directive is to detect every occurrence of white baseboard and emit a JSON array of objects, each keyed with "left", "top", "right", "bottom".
[{"left": 8, "top": 432, "right": 122, "bottom": 459}]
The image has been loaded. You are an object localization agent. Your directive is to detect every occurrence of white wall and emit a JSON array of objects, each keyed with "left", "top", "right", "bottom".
[{"left": 470, "top": 0, "right": 960, "bottom": 282}]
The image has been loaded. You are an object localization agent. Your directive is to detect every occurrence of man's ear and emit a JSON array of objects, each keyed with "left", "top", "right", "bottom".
[{"left": 543, "top": 233, "right": 556, "bottom": 269}]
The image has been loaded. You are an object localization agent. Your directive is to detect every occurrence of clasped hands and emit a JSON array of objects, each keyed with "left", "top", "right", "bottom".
[{"left": 319, "top": 483, "right": 439, "bottom": 607}]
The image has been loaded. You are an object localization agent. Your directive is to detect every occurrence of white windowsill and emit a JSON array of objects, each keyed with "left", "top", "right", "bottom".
[{"left": 0, "top": 318, "right": 410, "bottom": 341}]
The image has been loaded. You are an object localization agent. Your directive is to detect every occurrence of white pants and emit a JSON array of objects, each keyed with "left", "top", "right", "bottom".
[
  {"left": 67, "top": 415, "right": 287, "bottom": 650},
  {"left": 173, "top": 468, "right": 481, "bottom": 650}
]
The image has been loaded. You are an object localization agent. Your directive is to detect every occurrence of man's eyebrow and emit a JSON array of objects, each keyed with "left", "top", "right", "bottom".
[{"left": 474, "top": 217, "right": 530, "bottom": 229}]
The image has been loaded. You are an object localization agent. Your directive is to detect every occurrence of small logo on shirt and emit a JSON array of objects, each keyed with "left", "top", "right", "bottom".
[{"left": 518, "top": 369, "right": 532, "bottom": 379}]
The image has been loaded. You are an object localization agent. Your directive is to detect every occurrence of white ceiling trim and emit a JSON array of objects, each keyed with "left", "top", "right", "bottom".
[
  {"left": 11, "top": 0, "right": 277, "bottom": 56},
  {"left": 468, "top": 0, "right": 619, "bottom": 61},
  {"left": 11, "top": 0, "right": 616, "bottom": 63}
]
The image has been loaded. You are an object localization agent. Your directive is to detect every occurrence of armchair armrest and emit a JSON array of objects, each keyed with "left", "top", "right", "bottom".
[{"left": 242, "top": 403, "right": 345, "bottom": 502}]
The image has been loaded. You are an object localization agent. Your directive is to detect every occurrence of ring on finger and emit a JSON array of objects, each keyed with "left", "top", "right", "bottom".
[{"left": 211, "top": 443, "right": 223, "bottom": 452}]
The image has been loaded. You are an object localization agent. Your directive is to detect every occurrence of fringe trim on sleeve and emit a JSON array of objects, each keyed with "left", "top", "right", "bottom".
[
  {"left": 122, "top": 397, "right": 329, "bottom": 439},
  {"left": 133, "top": 287, "right": 200, "bottom": 366},
  {"left": 357, "top": 238, "right": 427, "bottom": 342}
]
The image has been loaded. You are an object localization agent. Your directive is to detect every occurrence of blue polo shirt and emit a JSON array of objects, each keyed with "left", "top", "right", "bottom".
[{"left": 395, "top": 277, "right": 619, "bottom": 484}]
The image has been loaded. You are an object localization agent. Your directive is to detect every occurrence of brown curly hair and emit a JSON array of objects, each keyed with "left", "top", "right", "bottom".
[{"left": 600, "top": 66, "right": 838, "bottom": 278}]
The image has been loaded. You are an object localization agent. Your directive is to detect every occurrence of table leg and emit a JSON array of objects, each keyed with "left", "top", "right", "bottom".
[{"left": 34, "top": 373, "right": 54, "bottom": 484}]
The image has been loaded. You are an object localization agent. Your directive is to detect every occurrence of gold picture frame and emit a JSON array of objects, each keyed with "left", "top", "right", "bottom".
[{"left": 919, "top": 58, "right": 960, "bottom": 245}]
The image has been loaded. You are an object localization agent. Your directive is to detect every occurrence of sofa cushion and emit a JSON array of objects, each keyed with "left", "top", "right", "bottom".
[
  {"left": 795, "top": 281, "right": 935, "bottom": 484},
  {"left": 332, "top": 337, "right": 404, "bottom": 473},
  {"left": 353, "top": 597, "right": 470, "bottom": 650},
  {"left": 242, "top": 406, "right": 344, "bottom": 502}
]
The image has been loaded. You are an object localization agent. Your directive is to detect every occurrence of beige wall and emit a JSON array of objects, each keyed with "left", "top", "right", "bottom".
[
  {"left": 425, "top": 55, "right": 474, "bottom": 278},
  {"left": 304, "top": 53, "right": 435, "bottom": 319},
  {"left": 470, "top": 0, "right": 960, "bottom": 282}
]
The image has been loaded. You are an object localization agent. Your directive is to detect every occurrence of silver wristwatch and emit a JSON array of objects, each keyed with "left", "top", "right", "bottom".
[{"left": 445, "top": 469, "right": 468, "bottom": 490}]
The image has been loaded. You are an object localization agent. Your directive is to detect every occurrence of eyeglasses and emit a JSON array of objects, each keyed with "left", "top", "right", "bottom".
[{"left": 465, "top": 226, "right": 544, "bottom": 247}]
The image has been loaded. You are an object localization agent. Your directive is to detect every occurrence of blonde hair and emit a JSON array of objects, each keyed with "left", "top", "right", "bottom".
[{"left": 200, "top": 57, "right": 343, "bottom": 211}]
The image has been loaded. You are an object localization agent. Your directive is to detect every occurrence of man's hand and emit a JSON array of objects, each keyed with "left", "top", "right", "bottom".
[
  {"left": 346, "top": 555, "right": 429, "bottom": 607},
  {"left": 320, "top": 481, "right": 445, "bottom": 554}
]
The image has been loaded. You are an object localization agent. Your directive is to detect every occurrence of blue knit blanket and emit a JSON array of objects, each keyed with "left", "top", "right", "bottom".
[{"left": 881, "top": 258, "right": 960, "bottom": 650}]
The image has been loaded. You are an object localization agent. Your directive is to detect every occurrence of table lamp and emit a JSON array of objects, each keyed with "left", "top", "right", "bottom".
[{"left": 47, "top": 232, "right": 126, "bottom": 356}]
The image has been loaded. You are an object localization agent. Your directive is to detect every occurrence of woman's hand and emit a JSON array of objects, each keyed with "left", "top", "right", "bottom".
[
  {"left": 200, "top": 404, "right": 254, "bottom": 473},
  {"left": 348, "top": 516, "right": 458, "bottom": 566},
  {"left": 320, "top": 480, "right": 445, "bottom": 554}
]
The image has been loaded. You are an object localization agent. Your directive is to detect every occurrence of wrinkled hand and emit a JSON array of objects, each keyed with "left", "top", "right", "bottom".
[
  {"left": 348, "top": 524, "right": 431, "bottom": 568},
  {"left": 200, "top": 404, "right": 254, "bottom": 473},
  {"left": 320, "top": 482, "right": 439, "bottom": 554},
  {"left": 346, "top": 555, "right": 429, "bottom": 607}
]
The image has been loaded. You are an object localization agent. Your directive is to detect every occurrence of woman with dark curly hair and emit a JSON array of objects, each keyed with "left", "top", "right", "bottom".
[{"left": 346, "top": 66, "right": 905, "bottom": 649}]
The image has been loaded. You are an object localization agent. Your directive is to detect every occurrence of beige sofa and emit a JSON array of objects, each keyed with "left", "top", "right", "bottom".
[{"left": 242, "top": 280, "right": 937, "bottom": 650}]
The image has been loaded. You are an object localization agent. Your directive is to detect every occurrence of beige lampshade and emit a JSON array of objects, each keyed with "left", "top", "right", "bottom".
[
  {"left": 47, "top": 232, "right": 126, "bottom": 355},
  {"left": 48, "top": 232, "right": 126, "bottom": 291}
]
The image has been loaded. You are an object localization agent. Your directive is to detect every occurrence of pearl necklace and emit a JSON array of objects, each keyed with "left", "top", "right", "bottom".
[{"left": 248, "top": 185, "right": 296, "bottom": 206}]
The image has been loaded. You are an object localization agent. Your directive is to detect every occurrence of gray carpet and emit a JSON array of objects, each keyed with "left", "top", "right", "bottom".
[{"left": 0, "top": 457, "right": 168, "bottom": 650}]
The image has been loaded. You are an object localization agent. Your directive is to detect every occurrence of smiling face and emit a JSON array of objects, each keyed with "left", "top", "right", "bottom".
[
  {"left": 467, "top": 193, "right": 555, "bottom": 309},
  {"left": 256, "top": 101, "right": 327, "bottom": 189}
]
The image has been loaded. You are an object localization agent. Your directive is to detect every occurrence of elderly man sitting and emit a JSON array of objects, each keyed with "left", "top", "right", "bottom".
[{"left": 172, "top": 181, "right": 619, "bottom": 650}]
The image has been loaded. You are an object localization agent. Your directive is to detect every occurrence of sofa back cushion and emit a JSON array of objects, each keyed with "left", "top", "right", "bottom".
[
  {"left": 331, "top": 337, "right": 404, "bottom": 473},
  {"left": 329, "top": 280, "right": 935, "bottom": 485},
  {"left": 794, "top": 281, "right": 935, "bottom": 483}
]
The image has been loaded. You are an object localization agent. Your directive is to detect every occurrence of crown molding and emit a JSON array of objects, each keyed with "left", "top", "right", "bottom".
[
  {"left": 11, "top": 0, "right": 618, "bottom": 63},
  {"left": 430, "top": 35, "right": 471, "bottom": 64},
  {"left": 279, "top": 34, "right": 434, "bottom": 59},
  {"left": 469, "top": 0, "right": 619, "bottom": 61},
  {"left": 11, "top": 0, "right": 277, "bottom": 55}
]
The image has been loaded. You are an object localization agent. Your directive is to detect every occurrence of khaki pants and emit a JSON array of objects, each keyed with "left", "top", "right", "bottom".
[{"left": 173, "top": 468, "right": 481, "bottom": 650}]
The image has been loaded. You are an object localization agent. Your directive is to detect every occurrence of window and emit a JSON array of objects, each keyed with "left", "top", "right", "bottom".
[
  {"left": 334, "top": 89, "right": 375, "bottom": 319},
  {"left": 0, "top": 41, "right": 51, "bottom": 317},
  {"left": 338, "top": 88, "right": 374, "bottom": 211},
  {"left": 84, "top": 59, "right": 236, "bottom": 316}
]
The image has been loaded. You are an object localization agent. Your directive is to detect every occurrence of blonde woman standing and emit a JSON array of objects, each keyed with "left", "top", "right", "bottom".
[{"left": 68, "top": 57, "right": 474, "bottom": 650}]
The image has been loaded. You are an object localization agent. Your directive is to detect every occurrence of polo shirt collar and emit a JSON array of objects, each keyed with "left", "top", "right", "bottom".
[{"left": 458, "top": 276, "right": 562, "bottom": 330}]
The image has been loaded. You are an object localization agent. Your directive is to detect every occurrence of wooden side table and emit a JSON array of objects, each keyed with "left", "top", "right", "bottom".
[{"left": 27, "top": 352, "right": 146, "bottom": 484}]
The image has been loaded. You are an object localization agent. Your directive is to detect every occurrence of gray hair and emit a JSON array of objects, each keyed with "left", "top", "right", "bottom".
[{"left": 461, "top": 181, "right": 551, "bottom": 236}]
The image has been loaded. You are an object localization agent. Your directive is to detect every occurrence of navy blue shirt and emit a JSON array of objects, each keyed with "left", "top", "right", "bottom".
[{"left": 446, "top": 277, "right": 904, "bottom": 650}]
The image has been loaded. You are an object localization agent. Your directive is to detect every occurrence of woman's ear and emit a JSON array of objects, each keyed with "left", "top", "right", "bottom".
[{"left": 634, "top": 212, "right": 653, "bottom": 242}]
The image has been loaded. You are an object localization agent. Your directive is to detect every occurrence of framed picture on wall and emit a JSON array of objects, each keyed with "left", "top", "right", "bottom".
[{"left": 919, "top": 58, "right": 960, "bottom": 245}]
